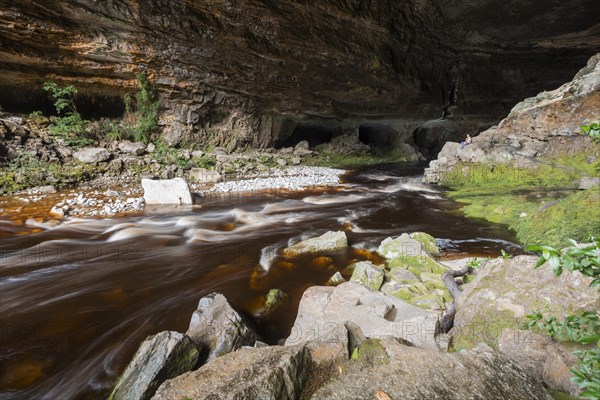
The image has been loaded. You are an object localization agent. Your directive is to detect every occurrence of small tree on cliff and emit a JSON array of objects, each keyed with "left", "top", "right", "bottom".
[
  {"left": 121, "top": 72, "right": 159, "bottom": 143},
  {"left": 43, "top": 81, "right": 88, "bottom": 139}
]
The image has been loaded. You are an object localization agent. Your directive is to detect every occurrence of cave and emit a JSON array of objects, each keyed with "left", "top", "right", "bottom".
[
  {"left": 0, "top": 84, "right": 126, "bottom": 120},
  {"left": 358, "top": 124, "right": 400, "bottom": 149},
  {"left": 275, "top": 124, "right": 335, "bottom": 148}
]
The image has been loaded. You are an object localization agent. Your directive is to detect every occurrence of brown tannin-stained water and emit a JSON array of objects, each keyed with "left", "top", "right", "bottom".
[{"left": 0, "top": 163, "right": 522, "bottom": 400}]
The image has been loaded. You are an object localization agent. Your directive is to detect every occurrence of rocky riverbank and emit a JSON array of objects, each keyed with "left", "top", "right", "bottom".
[
  {"left": 107, "top": 230, "right": 597, "bottom": 400},
  {"left": 424, "top": 54, "right": 600, "bottom": 248}
]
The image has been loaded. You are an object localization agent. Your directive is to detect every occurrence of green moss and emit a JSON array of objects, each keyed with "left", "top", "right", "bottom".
[
  {"left": 352, "top": 338, "right": 389, "bottom": 366},
  {"left": 305, "top": 149, "right": 414, "bottom": 167},
  {"left": 388, "top": 253, "right": 448, "bottom": 276},
  {"left": 442, "top": 153, "right": 600, "bottom": 248},
  {"left": 547, "top": 389, "right": 581, "bottom": 400},
  {"left": 265, "top": 288, "right": 288, "bottom": 312},
  {"left": 451, "top": 310, "right": 526, "bottom": 351},
  {"left": 410, "top": 232, "right": 440, "bottom": 256}
]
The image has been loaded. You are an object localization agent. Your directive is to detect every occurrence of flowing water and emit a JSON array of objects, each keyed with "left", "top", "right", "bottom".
[{"left": 0, "top": 163, "right": 522, "bottom": 400}]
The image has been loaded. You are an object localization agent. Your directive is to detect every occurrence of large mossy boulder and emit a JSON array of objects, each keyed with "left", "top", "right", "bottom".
[
  {"left": 378, "top": 233, "right": 448, "bottom": 277},
  {"left": 109, "top": 331, "right": 199, "bottom": 400},
  {"left": 349, "top": 261, "right": 384, "bottom": 291},
  {"left": 410, "top": 232, "right": 440, "bottom": 256},
  {"left": 451, "top": 257, "right": 598, "bottom": 351},
  {"left": 376, "top": 233, "right": 450, "bottom": 311}
]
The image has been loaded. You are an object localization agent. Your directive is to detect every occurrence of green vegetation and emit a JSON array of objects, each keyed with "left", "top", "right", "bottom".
[
  {"left": 0, "top": 150, "right": 96, "bottom": 194},
  {"left": 443, "top": 154, "right": 600, "bottom": 248},
  {"left": 43, "top": 81, "right": 91, "bottom": 142},
  {"left": 526, "top": 240, "right": 599, "bottom": 399},
  {"left": 305, "top": 149, "right": 414, "bottom": 167},
  {"left": 527, "top": 239, "right": 599, "bottom": 288},
  {"left": 581, "top": 121, "right": 600, "bottom": 143},
  {"left": 106, "top": 73, "right": 159, "bottom": 143}
]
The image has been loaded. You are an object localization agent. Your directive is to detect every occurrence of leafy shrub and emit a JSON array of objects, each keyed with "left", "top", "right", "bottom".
[
  {"left": 581, "top": 121, "right": 600, "bottom": 143},
  {"left": 527, "top": 239, "right": 600, "bottom": 399},
  {"left": 527, "top": 239, "right": 599, "bottom": 288},
  {"left": 114, "top": 73, "right": 159, "bottom": 143},
  {"left": 42, "top": 81, "right": 90, "bottom": 139}
]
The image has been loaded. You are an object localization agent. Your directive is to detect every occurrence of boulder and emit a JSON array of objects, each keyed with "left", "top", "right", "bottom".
[
  {"left": 579, "top": 176, "right": 600, "bottom": 189},
  {"left": 282, "top": 231, "right": 348, "bottom": 257},
  {"left": 378, "top": 234, "right": 448, "bottom": 276},
  {"left": 349, "top": 261, "right": 384, "bottom": 291},
  {"left": 498, "top": 329, "right": 583, "bottom": 396},
  {"left": 285, "top": 282, "right": 440, "bottom": 350},
  {"left": 152, "top": 345, "right": 309, "bottom": 400},
  {"left": 141, "top": 178, "right": 193, "bottom": 205},
  {"left": 189, "top": 167, "right": 222, "bottom": 184},
  {"left": 326, "top": 271, "right": 346, "bottom": 286},
  {"left": 73, "top": 147, "right": 110, "bottom": 163},
  {"left": 409, "top": 232, "right": 440, "bottom": 256},
  {"left": 118, "top": 141, "right": 147, "bottom": 156},
  {"left": 191, "top": 150, "right": 204, "bottom": 159},
  {"left": 451, "top": 256, "right": 598, "bottom": 350},
  {"left": 264, "top": 288, "right": 288, "bottom": 313},
  {"left": 108, "top": 331, "right": 198, "bottom": 400},
  {"left": 295, "top": 140, "right": 310, "bottom": 150},
  {"left": 186, "top": 292, "right": 259, "bottom": 362},
  {"left": 310, "top": 339, "right": 552, "bottom": 400}
]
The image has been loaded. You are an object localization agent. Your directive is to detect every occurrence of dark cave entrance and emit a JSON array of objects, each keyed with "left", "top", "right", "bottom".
[
  {"left": 0, "top": 85, "right": 126, "bottom": 120},
  {"left": 276, "top": 124, "right": 335, "bottom": 148},
  {"left": 358, "top": 124, "right": 398, "bottom": 149}
]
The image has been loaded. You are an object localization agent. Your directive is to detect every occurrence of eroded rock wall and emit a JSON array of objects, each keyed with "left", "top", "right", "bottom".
[{"left": 1, "top": 0, "right": 599, "bottom": 148}]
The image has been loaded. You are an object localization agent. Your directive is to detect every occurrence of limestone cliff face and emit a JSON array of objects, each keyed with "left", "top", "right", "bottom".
[{"left": 1, "top": 0, "right": 599, "bottom": 148}]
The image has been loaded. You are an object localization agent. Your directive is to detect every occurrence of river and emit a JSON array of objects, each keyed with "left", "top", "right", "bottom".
[{"left": 0, "top": 162, "right": 521, "bottom": 399}]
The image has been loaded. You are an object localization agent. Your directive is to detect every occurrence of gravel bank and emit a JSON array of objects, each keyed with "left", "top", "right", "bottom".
[{"left": 201, "top": 166, "right": 346, "bottom": 194}]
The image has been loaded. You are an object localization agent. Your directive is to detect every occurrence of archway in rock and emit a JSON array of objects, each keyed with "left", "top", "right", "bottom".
[{"left": 275, "top": 124, "right": 335, "bottom": 148}]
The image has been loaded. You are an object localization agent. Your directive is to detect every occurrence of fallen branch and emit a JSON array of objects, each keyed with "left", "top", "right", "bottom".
[{"left": 439, "top": 265, "right": 472, "bottom": 333}]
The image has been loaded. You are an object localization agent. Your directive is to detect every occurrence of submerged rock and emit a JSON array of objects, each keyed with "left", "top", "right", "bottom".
[
  {"left": 264, "top": 288, "right": 288, "bottom": 313},
  {"left": 326, "top": 271, "right": 346, "bottom": 286},
  {"left": 186, "top": 292, "right": 259, "bottom": 362},
  {"left": 141, "top": 178, "right": 193, "bottom": 205},
  {"left": 109, "top": 331, "right": 198, "bottom": 400},
  {"left": 282, "top": 231, "right": 348, "bottom": 257},
  {"left": 152, "top": 345, "right": 309, "bottom": 400}
]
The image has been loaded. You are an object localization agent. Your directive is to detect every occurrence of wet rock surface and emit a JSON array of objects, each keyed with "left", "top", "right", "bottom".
[
  {"left": 186, "top": 292, "right": 259, "bottom": 362},
  {"left": 108, "top": 331, "right": 199, "bottom": 400}
]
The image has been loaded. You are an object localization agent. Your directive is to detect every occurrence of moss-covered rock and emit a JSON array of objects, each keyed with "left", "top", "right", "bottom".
[
  {"left": 351, "top": 338, "right": 390, "bottom": 366},
  {"left": 451, "top": 257, "right": 597, "bottom": 351},
  {"left": 350, "top": 261, "right": 385, "bottom": 291},
  {"left": 420, "top": 272, "right": 447, "bottom": 291},
  {"left": 410, "top": 232, "right": 440, "bottom": 256},
  {"left": 410, "top": 293, "right": 445, "bottom": 310},
  {"left": 380, "top": 281, "right": 414, "bottom": 302},
  {"left": 265, "top": 288, "right": 288, "bottom": 312}
]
